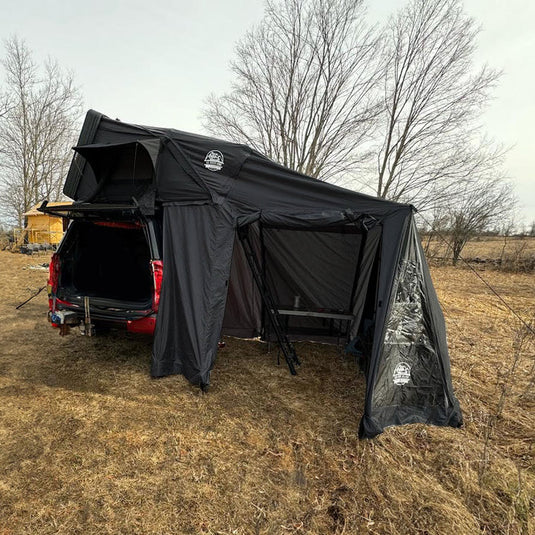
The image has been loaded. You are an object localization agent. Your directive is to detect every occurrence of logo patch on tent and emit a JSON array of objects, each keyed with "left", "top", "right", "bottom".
[
  {"left": 393, "top": 362, "right": 411, "bottom": 385},
  {"left": 204, "top": 150, "right": 224, "bottom": 171}
]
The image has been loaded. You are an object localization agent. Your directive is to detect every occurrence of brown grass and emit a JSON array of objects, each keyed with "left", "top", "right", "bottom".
[{"left": 0, "top": 249, "right": 533, "bottom": 534}]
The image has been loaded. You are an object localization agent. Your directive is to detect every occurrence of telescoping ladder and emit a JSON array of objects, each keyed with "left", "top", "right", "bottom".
[{"left": 238, "top": 227, "right": 300, "bottom": 375}]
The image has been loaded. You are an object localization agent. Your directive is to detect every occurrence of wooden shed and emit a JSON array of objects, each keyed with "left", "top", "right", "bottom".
[{"left": 22, "top": 202, "right": 71, "bottom": 245}]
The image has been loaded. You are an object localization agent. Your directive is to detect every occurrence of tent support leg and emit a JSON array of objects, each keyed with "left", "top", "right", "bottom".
[{"left": 238, "top": 226, "right": 300, "bottom": 375}]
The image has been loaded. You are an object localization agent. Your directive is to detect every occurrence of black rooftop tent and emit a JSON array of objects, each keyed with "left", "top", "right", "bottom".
[{"left": 56, "top": 110, "right": 462, "bottom": 438}]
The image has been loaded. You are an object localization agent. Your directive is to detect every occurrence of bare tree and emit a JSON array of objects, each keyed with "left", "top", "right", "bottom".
[
  {"left": 204, "top": 0, "right": 509, "bottom": 218},
  {"left": 369, "top": 0, "right": 502, "bottom": 209},
  {"left": 0, "top": 93, "right": 10, "bottom": 119},
  {"left": 203, "top": 0, "right": 382, "bottom": 181},
  {"left": 445, "top": 174, "right": 514, "bottom": 265},
  {"left": 0, "top": 37, "right": 83, "bottom": 226}
]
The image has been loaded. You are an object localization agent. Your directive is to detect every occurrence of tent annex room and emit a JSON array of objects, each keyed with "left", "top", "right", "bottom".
[{"left": 45, "top": 110, "right": 463, "bottom": 438}]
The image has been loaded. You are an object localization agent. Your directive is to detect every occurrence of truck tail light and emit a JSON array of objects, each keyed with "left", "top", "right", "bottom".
[
  {"left": 48, "top": 253, "right": 61, "bottom": 314},
  {"left": 151, "top": 260, "right": 163, "bottom": 312},
  {"left": 48, "top": 253, "right": 61, "bottom": 301}
]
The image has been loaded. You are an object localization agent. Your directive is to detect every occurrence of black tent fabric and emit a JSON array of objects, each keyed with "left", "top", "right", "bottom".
[{"left": 62, "top": 110, "right": 462, "bottom": 438}]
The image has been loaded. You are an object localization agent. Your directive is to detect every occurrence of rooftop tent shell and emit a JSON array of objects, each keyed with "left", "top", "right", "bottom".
[{"left": 58, "top": 110, "right": 462, "bottom": 438}]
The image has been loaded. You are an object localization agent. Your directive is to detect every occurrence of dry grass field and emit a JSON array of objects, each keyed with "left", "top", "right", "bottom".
[
  {"left": 424, "top": 235, "right": 535, "bottom": 272},
  {"left": 0, "top": 244, "right": 534, "bottom": 535}
]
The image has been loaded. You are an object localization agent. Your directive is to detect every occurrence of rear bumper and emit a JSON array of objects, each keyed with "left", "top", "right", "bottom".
[{"left": 49, "top": 298, "right": 157, "bottom": 335}]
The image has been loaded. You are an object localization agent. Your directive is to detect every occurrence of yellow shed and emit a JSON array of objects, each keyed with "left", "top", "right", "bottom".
[{"left": 23, "top": 202, "right": 71, "bottom": 245}]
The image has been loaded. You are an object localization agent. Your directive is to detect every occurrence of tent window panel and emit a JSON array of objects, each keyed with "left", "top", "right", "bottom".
[
  {"left": 372, "top": 225, "right": 446, "bottom": 410},
  {"left": 262, "top": 228, "right": 362, "bottom": 332},
  {"left": 77, "top": 144, "right": 155, "bottom": 203},
  {"left": 94, "top": 147, "right": 154, "bottom": 202}
]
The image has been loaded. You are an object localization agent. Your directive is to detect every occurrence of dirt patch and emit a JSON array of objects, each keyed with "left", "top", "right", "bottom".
[{"left": 0, "top": 250, "right": 533, "bottom": 534}]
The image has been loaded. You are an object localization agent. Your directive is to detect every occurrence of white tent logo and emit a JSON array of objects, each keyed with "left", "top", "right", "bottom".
[
  {"left": 393, "top": 362, "right": 411, "bottom": 385},
  {"left": 204, "top": 150, "right": 224, "bottom": 171}
]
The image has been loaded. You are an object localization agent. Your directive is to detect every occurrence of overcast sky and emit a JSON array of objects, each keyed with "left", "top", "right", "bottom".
[{"left": 1, "top": 0, "right": 533, "bottom": 225}]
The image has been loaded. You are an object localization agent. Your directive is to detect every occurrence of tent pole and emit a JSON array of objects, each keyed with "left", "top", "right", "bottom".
[
  {"left": 259, "top": 223, "right": 267, "bottom": 342},
  {"left": 349, "top": 229, "right": 368, "bottom": 313},
  {"left": 238, "top": 226, "right": 300, "bottom": 375}
]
